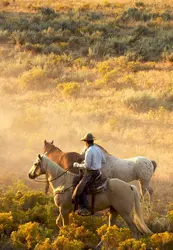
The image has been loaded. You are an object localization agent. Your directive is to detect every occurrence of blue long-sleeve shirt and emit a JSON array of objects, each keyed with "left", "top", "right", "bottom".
[{"left": 79, "top": 145, "right": 106, "bottom": 170}]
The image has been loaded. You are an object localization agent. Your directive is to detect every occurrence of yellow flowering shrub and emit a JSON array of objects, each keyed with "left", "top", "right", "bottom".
[
  {"left": 149, "top": 232, "right": 173, "bottom": 249},
  {"left": 167, "top": 210, "right": 173, "bottom": 232},
  {"left": 11, "top": 222, "right": 51, "bottom": 249},
  {"left": 97, "top": 224, "right": 132, "bottom": 250},
  {"left": 0, "top": 212, "right": 15, "bottom": 235},
  {"left": 34, "top": 238, "right": 53, "bottom": 250},
  {"left": 52, "top": 235, "right": 84, "bottom": 250},
  {"left": 59, "top": 223, "right": 98, "bottom": 246},
  {"left": 69, "top": 212, "right": 107, "bottom": 233},
  {"left": 57, "top": 82, "right": 81, "bottom": 97},
  {"left": 118, "top": 238, "right": 147, "bottom": 250},
  {"left": 18, "top": 67, "right": 46, "bottom": 90}
]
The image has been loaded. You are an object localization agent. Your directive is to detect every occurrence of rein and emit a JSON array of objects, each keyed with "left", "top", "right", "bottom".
[
  {"left": 33, "top": 166, "right": 73, "bottom": 183},
  {"left": 54, "top": 183, "right": 75, "bottom": 196}
]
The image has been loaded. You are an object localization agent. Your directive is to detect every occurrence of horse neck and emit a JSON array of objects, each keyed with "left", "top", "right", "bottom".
[
  {"left": 46, "top": 145, "right": 62, "bottom": 155},
  {"left": 95, "top": 143, "right": 109, "bottom": 155},
  {"left": 51, "top": 150, "right": 65, "bottom": 166},
  {"left": 43, "top": 157, "right": 74, "bottom": 192},
  {"left": 55, "top": 146, "right": 62, "bottom": 152}
]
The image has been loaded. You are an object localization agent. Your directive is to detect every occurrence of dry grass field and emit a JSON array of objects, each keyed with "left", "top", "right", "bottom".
[
  {"left": 0, "top": 0, "right": 173, "bottom": 230},
  {"left": 1, "top": 0, "right": 173, "bottom": 249}
]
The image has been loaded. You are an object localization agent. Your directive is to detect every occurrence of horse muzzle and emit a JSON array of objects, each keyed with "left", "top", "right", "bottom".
[{"left": 28, "top": 173, "right": 36, "bottom": 179}]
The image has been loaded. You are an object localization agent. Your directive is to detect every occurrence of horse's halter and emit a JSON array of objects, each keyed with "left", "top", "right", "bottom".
[
  {"left": 32, "top": 155, "right": 73, "bottom": 183},
  {"left": 30, "top": 156, "right": 45, "bottom": 179}
]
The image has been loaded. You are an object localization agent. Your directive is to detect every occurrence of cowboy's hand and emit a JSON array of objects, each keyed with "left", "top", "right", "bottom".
[{"left": 73, "top": 162, "right": 80, "bottom": 168}]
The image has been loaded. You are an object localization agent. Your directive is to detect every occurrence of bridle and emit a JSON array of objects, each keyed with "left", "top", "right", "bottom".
[
  {"left": 33, "top": 159, "right": 75, "bottom": 194},
  {"left": 33, "top": 158, "right": 73, "bottom": 183}
]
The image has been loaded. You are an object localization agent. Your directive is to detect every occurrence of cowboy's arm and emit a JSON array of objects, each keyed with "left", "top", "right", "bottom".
[
  {"left": 73, "top": 147, "right": 86, "bottom": 168},
  {"left": 73, "top": 149, "right": 92, "bottom": 169},
  {"left": 73, "top": 162, "right": 86, "bottom": 168},
  {"left": 85, "top": 150, "right": 92, "bottom": 169}
]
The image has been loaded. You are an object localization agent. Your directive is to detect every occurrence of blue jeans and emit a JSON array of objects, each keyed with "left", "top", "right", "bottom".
[{"left": 78, "top": 169, "right": 100, "bottom": 209}]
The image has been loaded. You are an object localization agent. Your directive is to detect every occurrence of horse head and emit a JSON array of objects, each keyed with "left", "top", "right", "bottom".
[
  {"left": 43, "top": 140, "right": 54, "bottom": 154},
  {"left": 43, "top": 140, "right": 62, "bottom": 154},
  {"left": 28, "top": 154, "right": 46, "bottom": 179}
]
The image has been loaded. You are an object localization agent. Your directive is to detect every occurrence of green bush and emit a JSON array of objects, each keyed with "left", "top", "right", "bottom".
[
  {"left": 0, "top": 239, "right": 15, "bottom": 250},
  {"left": 168, "top": 210, "right": 173, "bottom": 232},
  {"left": 135, "top": 2, "right": 145, "bottom": 8},
  {"left": 0, "top": 4, "right": 172, "bottom": 61},
  {"left": 38, "top": 7, "right": 57, "bottom": 16},
  {"left": 0, "top": 30, "right": 9, "bottom": 42},
  {"left": 0, "top": 182, "right": 57, "bottom": 229}
]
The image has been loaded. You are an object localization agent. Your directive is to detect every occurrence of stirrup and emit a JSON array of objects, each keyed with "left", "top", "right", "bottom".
[{"left": 78, "top": 208, "right": 91, "bottom": 216}]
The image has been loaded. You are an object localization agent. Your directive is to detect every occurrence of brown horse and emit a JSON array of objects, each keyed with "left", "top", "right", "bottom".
[
  {"left": 43, "top": 140, "right": 84, "bottom": 172},
  {"left": 43, "top": 140, "right": 109, "bottom": 168},
  {"left": 43, "top": 140, "right": 84, "bottom": 193}
]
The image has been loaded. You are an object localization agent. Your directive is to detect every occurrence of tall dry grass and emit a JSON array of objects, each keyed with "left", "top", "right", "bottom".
[{"left": 0, "top": 0, "right": 173, "bottom": 214}]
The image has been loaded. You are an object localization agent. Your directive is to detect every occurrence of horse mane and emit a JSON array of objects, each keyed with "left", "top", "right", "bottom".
[
  {"left": 54, "top": 145, "right": 62, "bottom": 152},
  {"left": 44, "top": 140, "right": 62, "bottom": 153},
  {"left": 95, "top": 143, "right": 110, "bottom": 155},
  {"left": 55, "top": 142, "right": 109, "bottom": 155}
]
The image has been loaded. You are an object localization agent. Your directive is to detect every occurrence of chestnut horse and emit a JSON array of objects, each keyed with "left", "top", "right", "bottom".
[
  {"left": 43, "top": 140, "right": 84, "bottom": 193},
  {"left": 43, "top": 140, "right": 84, "bottom": 173}
]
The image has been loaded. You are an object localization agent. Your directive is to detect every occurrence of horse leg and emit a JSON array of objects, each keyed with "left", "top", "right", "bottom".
[
  {"left": 139, "top": 180, "right": 152, "bottom": 217},
  {"left": 62, "top": 211, "right": 69, "bottom": 225},
  {"left": 109, "top": 206, "right": 118, "bottom": 226},
  {"left": 56, "top": 206, "right": 64, "bottom": 228},
  {"left": 146, "top": 185, "right": 153, "bottom": 203},
  {"left": 121, "top": 213, "right": 139, "bottom": 239},
  {"left": 56, "top": 206, "right": 70, "bottom": 227},
  {"left": 140, "top": 179, "right": 153, "bottom": 203},
  {"left": 138, "top": 180, "right": 146, "bottom": 201}
]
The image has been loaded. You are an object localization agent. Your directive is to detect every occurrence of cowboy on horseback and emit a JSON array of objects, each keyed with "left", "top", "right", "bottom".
[{"left": 73, "top": 133, "right": 106, "bottom": 216}]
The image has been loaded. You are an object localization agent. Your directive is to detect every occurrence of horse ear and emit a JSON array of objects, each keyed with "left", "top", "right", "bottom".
[
  {"left": 38, "top": 154, "right": 42, "bottom": 159},
  {"left": 44, "top": 140, "right": 47, "bottom": 144},
  {"left": 51, "top": 140, "right": 54, "bottom": 144}
]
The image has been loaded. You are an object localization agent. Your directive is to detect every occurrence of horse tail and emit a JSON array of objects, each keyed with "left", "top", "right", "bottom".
[
  {"left": 151, "top": 160, "right": 157, "bottom": 172},
  {"left": 131, "top": 185, "right": 153, "bottom": 235}
]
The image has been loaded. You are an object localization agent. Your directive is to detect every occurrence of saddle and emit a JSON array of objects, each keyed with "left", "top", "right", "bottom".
[
  {"left": 72, "top": 172, "right": 108, "bottom": 195},
  {"left": 86, "top": 172, "right": 108, "bottom": 194},
  {"left": 72, "top": 172, "right": 108, "bottom": 215}
]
